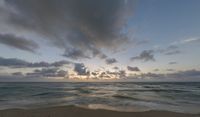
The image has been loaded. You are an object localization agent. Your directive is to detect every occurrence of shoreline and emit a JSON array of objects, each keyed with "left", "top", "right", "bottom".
[{"left": 0, "top": 106, "right": 199, "bottom": 117}]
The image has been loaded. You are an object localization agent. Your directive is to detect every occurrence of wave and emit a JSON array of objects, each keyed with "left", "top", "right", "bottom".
[
  {"left": 112, "top": 94, "right": 141, "bottom": 101},
  {"left": 0, "top": 82, "right": 200, "bottom": 114},
  {"left": 32, "top": 92, "right": 51, "bottom": 96},
  {"left": 87, "top": 104, "right": 118, "bottom": 111},
  {"left": 76, "top": 88, "right": 92, "bottom": 94},
  {"left": 132, "top": 89, "right": 188, "bottom": 93}
]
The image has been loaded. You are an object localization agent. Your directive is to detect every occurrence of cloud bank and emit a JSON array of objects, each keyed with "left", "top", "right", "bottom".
[
  {"left": 0, "top": 57, "right": 70, "bottom": 68},
  {"left": 27, "top": 68, "right": 68, "bottom": 77}
]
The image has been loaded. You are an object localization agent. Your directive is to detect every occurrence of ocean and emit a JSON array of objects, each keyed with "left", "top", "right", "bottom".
[{"left": 0, "top": 82, "right": 200, "bottom": 114}]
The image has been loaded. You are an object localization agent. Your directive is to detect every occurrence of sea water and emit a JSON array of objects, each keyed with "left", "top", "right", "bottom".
[{"left": 0, "top": 82, "right": 200, "bottom": 114}]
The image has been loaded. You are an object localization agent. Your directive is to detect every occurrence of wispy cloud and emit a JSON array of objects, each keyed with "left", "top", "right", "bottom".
[
  {"left": 169, "top": 62, "right": 177, "bottom": 65},
  {"left": 157, "top": 45, "right": 181, "bottom": 56},
  {"left": 0, "top": 33, "right": 39, "bottom": 53},
  {"left": 172, "top": 37, "right": 200, "bottom": 45}
]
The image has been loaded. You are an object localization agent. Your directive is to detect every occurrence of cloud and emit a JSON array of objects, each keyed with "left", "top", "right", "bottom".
[
  {"left": 166, "top": 69, "right": 175, "bottom": 72},
  {"left": 0, "top": 33, "right": 39, "bottom": 53},
  {"left": 98, "top": 70, "right": 126, "bottom": 79},
  {"left": 127, "top": 66, "right": 140, "bottom": 72},
  {"left": 105, "top": 58, "right": 118, "bottom": 65},
  {"left": 12, "top": 72, "right": 23, "bottom": 76},
  {"left": 169, "top": 62, "right": 177, "bottom": 65},
  {"left": 2, "top": 0, "right": 135, "bottom": 60},
  {"left": 0, "top": 57, "right": 29, "bottom": 67},
  {"left": 118, "top": 70, "right": 126, "bottom": 78},
  {"left": 169, "top": 69, "right": 200, "bottom": 79},
  {"left": 56, "top": 70, "right": 68, "bottom": 77},
  {"left": 130, "top": 50, "right": 155, "bottom": 62},
  {"left": 130, "top": 45, "right": 180, "bottom": 62},
  {"left": 113, "top": 66, "right": 119, "bottom": 70},
  {"left": 157, "top": 45, "right": 181, "bottom": 56},
  {"left": 50, "top": 60, "right": 71, "bottom": 67},
  {"left": 165, "top": 50, "right": 181, "bottom": 55},
  {"left": 91, "top": 72, "right": 98, "bottom": 76},
  {"left": 74, "top": 63, "right": 90, "bottom": 75},
  {"left": 153, "top": 69, "right": 159, "bottom": 72},
  {"left": 172, "top": 37, "right": 200, "bottom": 45},
  {"left": 0, "top": 57, "right": 70, "bottom": 68},
  {"left": 63, "top": 48, "right": 90, "bottom": 60},
  {"left": 91, "top": 48, "right": 107, "bottom": 59},
  {"left": 182, "top": 37, "right": 200, "bottom": 44},
  {"left": 99, "top": 72, "right": 112, "bottom": 79},
  {"left": 27, "top": 68, "right": 68, "bottom": 77},
  {"left": 127, "top": 69, "right": 200, "bottom": 81}
]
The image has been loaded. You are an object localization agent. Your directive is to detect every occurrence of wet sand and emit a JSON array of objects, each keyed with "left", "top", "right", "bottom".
[{"left": 0, "top": 106, "right": 199, "bottom": 117}]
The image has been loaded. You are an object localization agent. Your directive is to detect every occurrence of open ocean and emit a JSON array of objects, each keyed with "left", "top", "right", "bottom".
[{"left": 0, "top": 82, "right": 200, "bottom": 114}]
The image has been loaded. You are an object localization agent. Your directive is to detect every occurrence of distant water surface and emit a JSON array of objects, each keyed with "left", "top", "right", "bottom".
[{"left": 0, "top": 82, "right": 200, "bottom": 114}]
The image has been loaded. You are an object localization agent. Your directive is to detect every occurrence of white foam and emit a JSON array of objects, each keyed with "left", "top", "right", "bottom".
[{"left": 88, "top": 104, "right": 117, "bottom": 111}]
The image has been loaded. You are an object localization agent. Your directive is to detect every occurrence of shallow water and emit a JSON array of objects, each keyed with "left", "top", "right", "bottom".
[{"left": 0, "top": 82, "right": 200, "bottom": 113}]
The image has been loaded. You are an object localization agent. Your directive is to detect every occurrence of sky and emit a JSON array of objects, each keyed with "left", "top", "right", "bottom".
[{"left": 0, "top": 0, "right": 200, "bottom": 82}]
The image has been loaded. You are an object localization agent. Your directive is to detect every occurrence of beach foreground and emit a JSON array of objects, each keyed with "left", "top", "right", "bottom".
[{"left": 0, "top": 106, "right": 199, "bottom": 117}]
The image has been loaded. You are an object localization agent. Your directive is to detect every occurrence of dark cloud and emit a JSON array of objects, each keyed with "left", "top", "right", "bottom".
[
  {"left": 99, "top": 72, "right": 112, "bottom": 79},
  {"left": 50, "top": 60, "right": 71, "bottom": 67},
  {"left": 91, "top": 48, "right": 107, "bottom": 59},
  {"left": 98, "top": 70, "right": 126, "bottom": 79},
  {"left": 27, "top": 68, "right": 68, "bottom": 77},
  {"left": 133, "top": 45, "right": 181, "bottom": 61},
  {"left": 169, "top": 69, "right": 200, "bottom": 78},
  {"left": 139, "top": 72, "right": 164, "bottom": 79},
  {"left": 91, "top": 72, "right": 98, "bottom": 76},
  {"left": 29, "top": 60, "right": 71, "bottom": 67},
  {"left": 118, "top": 70, "right": 126, "bottom": 78},
  {"left": 130, "top": 50, "right": 155, "bottom": 62},
  {"left": 74, "top": 63, "right": 90, "bottom": 75},
  {"left": 27, "top": 68, "right": 57, "bottom": 77},
  {"left": 57, "top": 70, "right": 68, "bottom": 77},
  {"left": 113, "top": 66, "right": 119, "bottom": 70},
  {"left": 0, "top": 57, "right": 29, "bottom": 67},
  {"left": 0, "top": 33, "right": 39, "bottom": 53},
  {"left": 3, "top": 0, "right": 135, "bottom": 59},
  {"left": 105, "top": 58, "right": 118, "bottom": 65},
  {"left": 169, "top": 62, "right": 177, "bottom": 65},
  {"left": 127, "top": 66, "right": 140, "bottom": 72},
  {"left": 12, "top": 72, "right": 23, "bottom": 76},
  {"left": 63, "top": 48, "right": 90, "bottom": 60},
  {"left": 0, "top": 57, "right": 70, "bottom": 67}
]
